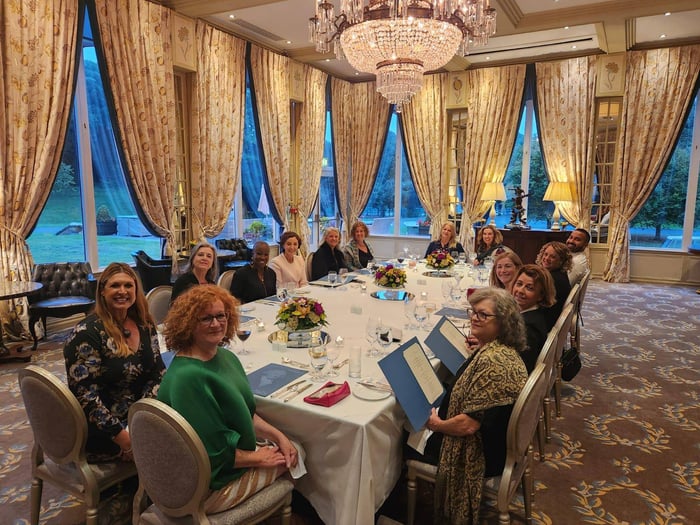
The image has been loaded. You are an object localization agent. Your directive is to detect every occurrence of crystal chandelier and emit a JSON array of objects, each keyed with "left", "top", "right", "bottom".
[{"left": 309, "top": 0, "right": 496, "bottom": 110}]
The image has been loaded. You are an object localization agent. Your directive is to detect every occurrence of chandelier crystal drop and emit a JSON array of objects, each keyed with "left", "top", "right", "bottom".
[{"left": 309, "top": 0, "right": 497, "bottom": 110}]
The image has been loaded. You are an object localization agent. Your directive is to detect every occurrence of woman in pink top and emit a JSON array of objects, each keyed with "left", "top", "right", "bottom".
[{"left": 268, "top": 231, "right": 308, "bottom": 288}]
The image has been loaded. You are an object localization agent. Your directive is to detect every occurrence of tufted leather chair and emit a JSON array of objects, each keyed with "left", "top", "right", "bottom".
[
  {"left": 215, "top": 238, "right": 252, "bottom": 270},
  {"left": 131, "top": 250, "right": 172, "bottom": 293},
  {"left": 28, "top": 262, "right": 97, "bottom": 350}
]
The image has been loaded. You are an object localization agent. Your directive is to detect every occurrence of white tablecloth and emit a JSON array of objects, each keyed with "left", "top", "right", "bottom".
[{"left": 237, "top": 263, "right": 475, "bottom": 525}]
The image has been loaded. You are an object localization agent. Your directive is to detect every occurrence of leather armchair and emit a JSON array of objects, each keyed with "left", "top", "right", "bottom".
[
  {"left": 131, "top": 250, "right": 172, "bottom": 293},
  {"left": 215, "top": 239, "right": 252, "bottom": 270},
  {"left": 28, "top": 262, "right": 96, "bottom": 350}
]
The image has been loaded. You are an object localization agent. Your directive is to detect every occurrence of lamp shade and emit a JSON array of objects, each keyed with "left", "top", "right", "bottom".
[
  {"left": 543, "top": 181, "right": 573, "bottom": 202},
  {"left": 481, "top": 182, "right": 507, "bottom": 201}
]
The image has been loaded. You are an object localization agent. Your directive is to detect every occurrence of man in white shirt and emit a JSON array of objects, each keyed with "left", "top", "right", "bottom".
[{"left": 566, "top": 228, "right": 590, "bottom": 285}]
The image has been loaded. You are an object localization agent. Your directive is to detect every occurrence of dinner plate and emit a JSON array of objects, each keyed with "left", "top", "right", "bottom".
[
  {"left": 352, "top": 384, "right": 392, "bottom": 401},
  {"left": 370, "top": 290, "right": 414, "bottom": 301}
]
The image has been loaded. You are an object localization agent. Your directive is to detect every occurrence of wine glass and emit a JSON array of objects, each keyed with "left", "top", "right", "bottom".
[
  {"left": 236, "top": 326, "right": 252, "bottom": 355},
  {"left": 458, "top": 252, "right": 467, "bottom": 266},
  {"left": 414, "top": 304, "right": 428, "bottom": 331},
  {"left": 308, "top": 344, "right": 328, "bottom": 382},
  {"left": 338, "top": 268, "right": 348, "bottom": 287},
  {"left": 450, "top": 285, "right": 463, "bottom": 305},
  {"left": 365, "top": 318, "right": 380, "bottom": 357},
  {"left": 328, "top": 271, "right": 338, "bottom": 287},
  {"left": 441, "top": 280, "right": 454, "bottom": 306},
  {"left": 376, "top": 324, "right": 393, "bottom": 356},
  {"left": 326, "top": 344, "right": 340, "bottom": 377},
  {"left": 408, "top": 254, "right": 418, "bottom": 271}
]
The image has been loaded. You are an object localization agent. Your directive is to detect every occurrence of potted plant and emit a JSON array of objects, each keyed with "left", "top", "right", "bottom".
[{"left": 96, "top": 205, "right": 117, "bottom": 235}]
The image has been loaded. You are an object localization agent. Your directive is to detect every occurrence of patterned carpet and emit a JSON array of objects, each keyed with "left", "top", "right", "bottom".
[{"left": 1, "top": 280, "right": 699, "bottom": 524}]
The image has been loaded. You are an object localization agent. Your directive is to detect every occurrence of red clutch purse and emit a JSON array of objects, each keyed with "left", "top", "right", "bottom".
[{"left": 303, "top": 381, "right": 350, "bottom": 407}]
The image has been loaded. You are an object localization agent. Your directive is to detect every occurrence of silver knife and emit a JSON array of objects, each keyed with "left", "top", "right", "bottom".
[
  {"left": 357, "top": 381, "right": 393, "bottom": 393},
  {"left": 270, "top": 380, "right": 306, "bottom": 399},
  {"left": 284, "top": 383, "right": 312, "bottom": 402}
]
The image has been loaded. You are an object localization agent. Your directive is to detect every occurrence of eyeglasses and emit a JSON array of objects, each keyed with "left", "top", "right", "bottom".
[
  {"left": 198, "top": 312, "right": 229, "bottom": 326},
  {"left": 467, "top": 308, "right": 498, "bottom": 322}
]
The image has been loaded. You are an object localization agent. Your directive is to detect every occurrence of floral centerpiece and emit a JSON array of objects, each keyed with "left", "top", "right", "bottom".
[
  {"left": 374, "top": 264, "right": 407, "bottom": 288},
  {"left": 276, "top": 297, "right": 328, "bottom": 331},
  {"left": 425, "top": 250, "right": 455, "bottom": 270}
]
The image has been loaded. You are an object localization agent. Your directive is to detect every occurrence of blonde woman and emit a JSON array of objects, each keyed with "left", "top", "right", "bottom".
[
  {"left": 489, "top": 251, "right": 523, "bottom": 291},
  {"left": 311, "top": 227, "right": 348, "bottom": 280},
  {"left": 424, "top": 221, "right": 464, "bottom": 257},
  {"left": 171, "top": 242, "right": 218, "bottom": 304}
]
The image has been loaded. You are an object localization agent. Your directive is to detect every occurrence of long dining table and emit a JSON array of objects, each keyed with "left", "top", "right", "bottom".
[{"left": 235, "top": 261, "right": 478, "bottom": 525}]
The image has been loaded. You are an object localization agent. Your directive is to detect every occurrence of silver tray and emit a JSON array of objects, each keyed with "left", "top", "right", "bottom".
[
  {"left": 268, "top": 329, "right": 330, "bottom": 348},
  {"left": 422, "top": 270, "right": 454, "bottom": 278},
  {"left": 370, "top": 290, "right": 414, "bottom": 301}
]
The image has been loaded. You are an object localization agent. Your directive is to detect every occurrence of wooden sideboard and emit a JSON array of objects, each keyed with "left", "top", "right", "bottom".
[{"left": 475, "top": 228, "right": 571, "bottom": 264}]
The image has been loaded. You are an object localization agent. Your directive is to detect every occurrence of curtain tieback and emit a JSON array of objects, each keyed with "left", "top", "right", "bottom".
[{"left": 0, "top": 224, "right": 28, "bottom": 246}]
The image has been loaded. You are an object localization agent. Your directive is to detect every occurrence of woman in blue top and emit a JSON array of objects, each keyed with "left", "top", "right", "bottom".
[
  {"left": 424, "top": 221, "right": 464, "bottom": 258},
  {"left": 158, "top": 285, "right": 298, "bottom": 513}
]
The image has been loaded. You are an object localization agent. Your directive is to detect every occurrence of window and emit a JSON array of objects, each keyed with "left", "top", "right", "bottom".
[
  {"left": 361, "top": 112, "right": 425, "bottom": 236},
  {"left": 27, "top": 11, "right": 158, "bottom": 267},
  {"left": 502, "top": 99, "right": 548, "bottom": 229},
  {"left": 630, "top": 93, "right": 700, "bottom": 249},
  {"left": 590, "top": 98, "right": 620, "bottom": 244}
]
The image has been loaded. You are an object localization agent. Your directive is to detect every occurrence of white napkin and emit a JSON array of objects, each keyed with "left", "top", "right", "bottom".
[{"left": 289, "top": 438, "right": 307, "bottom": 479}]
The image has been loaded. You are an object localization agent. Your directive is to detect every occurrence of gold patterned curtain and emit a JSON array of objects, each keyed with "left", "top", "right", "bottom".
[
  {"left": 536, "top": 56, "right": 597, "bottom": 229},
  {"left": 190, "top": 22, "right": 246, "bottom": 239},
  {"left": 603, "top": 45, "right": 700, "bottom": 282},
  {"left": 294, "top": 65, "right": 327, "bottom": 254},
  {"left": 458, "top": 65, "right": 526, "bottom": 248},
  {"left": 0, "top": 1, "right": 78, "bottom": 335},
  {"left": 249, "top": 45, "right": 291, "bottom": 230},
  {"left": 401, "top": 74, "right": 450, "bottom": 238},
  {"left": 94, "top": 0, "right": 177, "bottom": 248},
  {"left": 331, "top": 79, "right": 391, "bottom": 238}
]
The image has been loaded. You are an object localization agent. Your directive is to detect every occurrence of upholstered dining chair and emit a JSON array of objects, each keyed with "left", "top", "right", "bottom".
[
  {"left": 534, "top": 321, "right": 565, "bottom": 449},
  {"left": 18, "top": 365, "right": 137, "bottom": 525},
  {"left": 406, "top": 363, "right": 549, "bottom": 525},
  {"left": 216, "top": 270, "right": 236, "bottom": 292},
  {"left": 146, "top": 285, "right": 172, "bottom": 325},
  {"left": 553, "top": 301, "right": 577, "bottom": 418},
  {"left": 128, "top": 398, "right": 293, "bottom": 525},
  {"left": 570, "top": 269, "right": 591, "bottom": 358},
  {"left": 305, "top": 252, "right": 314, "bottom": 281}
]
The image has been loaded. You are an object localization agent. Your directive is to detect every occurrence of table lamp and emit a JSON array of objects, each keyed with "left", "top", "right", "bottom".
[
  {"left": 481, "top": 182, "right": 506, "bottom": 225},
  {"left": 543, "top": 181, "right": 573, "bottom": 231}
]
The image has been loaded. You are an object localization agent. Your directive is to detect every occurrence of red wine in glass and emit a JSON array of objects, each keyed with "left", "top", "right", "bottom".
[{"left": 236, "top": 329, "right": 251, "bottom": 355}]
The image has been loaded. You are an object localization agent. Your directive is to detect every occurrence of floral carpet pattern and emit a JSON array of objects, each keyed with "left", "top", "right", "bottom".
[{"left": 1, "top": 280, "right": 699, "bottom": 524}]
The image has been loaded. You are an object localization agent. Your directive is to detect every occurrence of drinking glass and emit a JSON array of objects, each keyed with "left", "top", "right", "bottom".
[
  {"left": 458, "top": 253, "right": 467, "bottom": 266},
  {"left": 326, "top": 344, "right": 340, "bottom": 377},
  {"left": 308, "top": 344, "right": 328, "bottom": 382},
  {"left": 414, "top": 304, "right": 428, "bottom": 331},
  {"left": 338, "top": 268, "right": 348, "bottom": 286},
  {"left": 450, "top": 286, "right": 463, "bottom": 305},
  {"left": 328, "top": 271, "right": 338, "bottom": 287},
  {"left": 284, "top": 281, "right": 297, "bottom": 295},
  {"left": 408, "top": 255, "right": 418, "bottom": 271},
  {"left": 424, "top": 302, "right": 437, "bottom": 322},
  {"left": 276, "top": 285, "right": 289, "bottom": 302},
  {"left": 365, "top": 318, "right": 380, "bottom": 357},
  {"left": 441, "top": 280, "right": 454, "bottom": 306},
  {"left": 236, "top": 326, "right": 252, "bottom": 355},
  {"left": 376, "top": 324, "right": 393, "bottom": 356},
  {"left": 403, "top": 295, "right": 417, "bottom": 330}
]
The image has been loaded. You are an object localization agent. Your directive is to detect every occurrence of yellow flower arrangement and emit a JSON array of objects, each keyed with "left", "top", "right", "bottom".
[{"left": 374, "top": 265, "right": 407, "bottom": 288}]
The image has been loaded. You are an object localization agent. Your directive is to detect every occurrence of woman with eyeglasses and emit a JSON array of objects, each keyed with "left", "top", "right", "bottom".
[
  {"left": 420, "top": 288, "right": 528, "bottom": 524},
  {"left": 511, "top": 264, "right": 556, "bottom": 373},
  {"left": 158, "top": 285, "right": 300, "bottom": 512},
  {"left": 536, "top": 241, "right": 572, "bottom": 329},
  {"left": 63, "top": 262, "right": 165, "bottom": 463}
]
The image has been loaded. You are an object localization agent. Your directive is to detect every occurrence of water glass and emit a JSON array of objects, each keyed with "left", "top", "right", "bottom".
[
  {"left": 441, "top": 280, "right": 454, "bottom": 306},
  {"left": 326, "top": 344, "right": 340, "bottom": 377},
  {"left": 414, "top": 304, "right": 428, "bottom": 331},
  {"left": 349, "top": 345, "right": 362, "bottom": 378},
  {"left": 376, "top": 324, "right": 393, "bottom": 356},
  {"left": 458, "top": 253, "right": 467, "bottom": 266},
  {"left": 403, "top": 295, "right": 417, "bottom": 329}
]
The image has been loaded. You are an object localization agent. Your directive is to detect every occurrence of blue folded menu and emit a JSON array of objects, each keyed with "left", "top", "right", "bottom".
[
  {"left": 378, "top": 337, "right": 445, "bottom": 432},
  {"left": 246, "top": 363, "right": 307, "bottom": 397},
  {"left": 423, "top": 317, "right": 469, "bottom": 375}
]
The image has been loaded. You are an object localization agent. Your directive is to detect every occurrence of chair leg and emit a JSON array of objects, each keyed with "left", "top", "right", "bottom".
[
  {"left": 543, "top": 395, "right": 552, "bottom": 443},
  {"left": 30, "top": 477, "right": 42, "bottom": 525},
  {"left": 406, "top": 471, "right": 417, "bottom": 525},
  {"left": 86, "top": 507, "right": 99, "bottom": 525},
  {"left": 28, "top": 315, "right": 40, "bottom": 351},
  {"left": 554, "top": 363, "right": 563, "bottom": 417},
  {"left": 537, "top": 413, "right": 546, "bottom": 462}
]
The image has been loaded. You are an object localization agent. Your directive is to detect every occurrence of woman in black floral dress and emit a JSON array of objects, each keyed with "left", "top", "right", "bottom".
[{"left": 63, "top": 262, "right": 165, "bottom": 462}]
